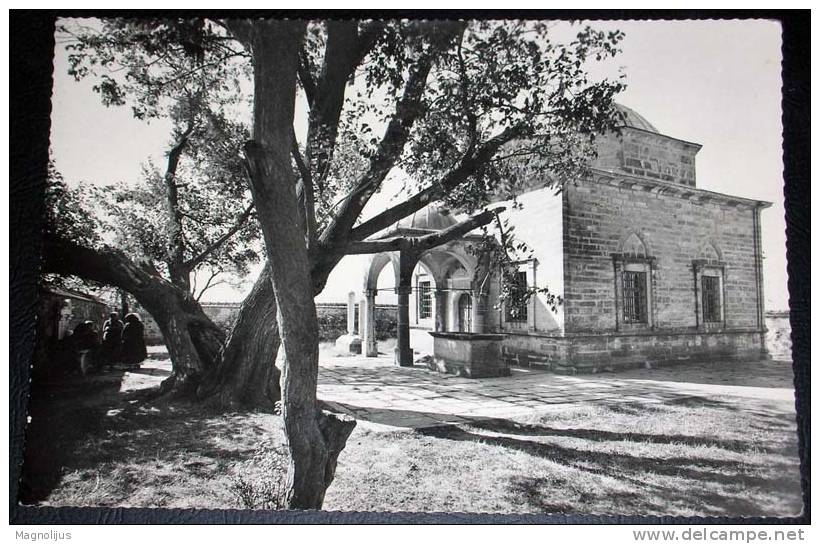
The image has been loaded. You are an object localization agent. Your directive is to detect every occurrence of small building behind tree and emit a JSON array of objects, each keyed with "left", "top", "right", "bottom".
[{"left": 34, "top": 285, "right": 110, "bottom": 378}]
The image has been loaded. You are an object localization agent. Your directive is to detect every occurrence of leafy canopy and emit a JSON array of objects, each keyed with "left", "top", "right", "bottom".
[
  {"left": 56, "top": 18, "right": 627, "bottom": 302},
  {"left": 55, "top": 18, "right": 262, "bottom": 296}
]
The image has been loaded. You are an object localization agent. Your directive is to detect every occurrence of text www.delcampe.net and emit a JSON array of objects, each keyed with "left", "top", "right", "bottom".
[{"left": 633, "top": 529, "right": 807, "bottom": 543}]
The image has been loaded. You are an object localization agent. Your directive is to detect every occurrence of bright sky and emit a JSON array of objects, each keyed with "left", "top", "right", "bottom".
[{"left": 50, "top": 18, "right": 787, "bottom": 310}]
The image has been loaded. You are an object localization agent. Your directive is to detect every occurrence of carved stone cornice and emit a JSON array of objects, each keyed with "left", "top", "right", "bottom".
[{"left": 586, "top": 168, "right": 772, "bottom": 210}]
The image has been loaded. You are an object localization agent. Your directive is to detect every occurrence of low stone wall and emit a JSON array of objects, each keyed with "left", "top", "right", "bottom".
[
  {"left": 429, "top": 332, "right": 509, "bottom": 378},
  {"left": 141, "top": 301, "right": 398, "bottom": 345},
  {"left": 316, "top": 303, "right": 397, "bottom": 341},
  {"left": 765, "top": 312, "right": 792, "bottom": 362},
  {"left": 502, "top": 328, "right": 766, "bottom": 374}
]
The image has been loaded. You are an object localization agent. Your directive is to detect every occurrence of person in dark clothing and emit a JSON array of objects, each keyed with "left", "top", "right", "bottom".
[
  {"left": 101, "top": 312, "right": 124, "bottom": 369},
  {"left": 72, "top": 320, "right": 101, "bottom": 375},
  {"left": 121, "top": 313, "right": 147, "bottom": 369}
]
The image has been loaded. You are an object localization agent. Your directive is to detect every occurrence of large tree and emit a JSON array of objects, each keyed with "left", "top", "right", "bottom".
[
  {"left": 49, "top": 17, "right": 625, "bottom": 507},
  {"left": 44, "top": 19, "right": 275, "bottom": 402},
  {"left": 221, "top": 18, "right": 624, "bottom": 508}
]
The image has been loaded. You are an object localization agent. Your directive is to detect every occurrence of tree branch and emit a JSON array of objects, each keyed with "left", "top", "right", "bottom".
[
  {"left": 163, "top": 120, "right": 196, "bottom": 283},
  {"left": 41, "top": 233, "right": 170, "bottom": 297},
  {"left": 194, "top": 269, "right": 223, "bottom": 302},
  {"left": 184, "top": 202, "right": 254, "bottom": 270},
  {"left": 344, "top": 207, "right": 502, "bottom": 255},
  {"left": 292, "top": 128, "right": 318, "bottom": 252},
  {"left": 221, "top": 19, "right": 255, "bottom": 47},
  {"left": 350, "top": 122, "right": 529, "bottom": 241},
  {"left": 297, "top": 47, "right": 317, "bottom": 107},
  {"left": 318, "top": 21, "right": 464, "bottom": 250},
  {"left": 305, "top": 20, "right": 384, "bottom": 192}
]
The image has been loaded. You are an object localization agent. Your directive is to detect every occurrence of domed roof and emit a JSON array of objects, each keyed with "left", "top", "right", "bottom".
[
  {"left": 615, "top": 103, "right": 659, "bottom": 133},
  {"left": 392, "top": 204, "right": 458, "bottom": 232}
]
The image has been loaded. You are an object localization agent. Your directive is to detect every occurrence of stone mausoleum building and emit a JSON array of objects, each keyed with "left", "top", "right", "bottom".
[{"left": 325, "top": 104, "right": 771, "bottom": 373}]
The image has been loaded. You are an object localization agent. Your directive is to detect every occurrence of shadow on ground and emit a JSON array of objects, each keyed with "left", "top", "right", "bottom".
[
  {"left": 19, "top": 371, "right": 127, "bottom": 503},
  {"left": 18, "top": 365, "right": 270, "bottom": 506},
  {"left": 324, "top": 397, "right": 802, "bottom": 516}
]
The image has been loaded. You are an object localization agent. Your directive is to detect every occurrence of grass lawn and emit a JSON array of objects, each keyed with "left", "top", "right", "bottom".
[{"left": 18, "top": 358, "right": 802, "bottom": 516}]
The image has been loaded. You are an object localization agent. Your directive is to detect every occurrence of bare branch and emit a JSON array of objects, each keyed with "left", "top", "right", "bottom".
[
  {"left": 185, "top": 202, "right": 254, "bottom": 270},
  {"left": 345, "top": 207, "right": 502, "bottom": 255},
  {"left": 297, "top": 47, "right": 318, "bottom": 107},
  {"left": 194, "top": 269, "right": 224, "bottom": 302},
  {"left": 163, "top": 120, "right": 196, "bottom": 279},
  {"left": 292, "top": 127, "right": 317, "bottom": 251},
  {"left": 319, "top": 22, "right": 465, "bottom": 250},
  {"left": 350, "top": 122, "right": 529, "bottom": 241},
  {"left": 306, "top": 20, "right": 384, "bottom": 190}
]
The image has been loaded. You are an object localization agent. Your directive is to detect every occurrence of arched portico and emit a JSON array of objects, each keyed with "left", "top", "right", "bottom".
[{"left": 359, "top": 206, "right": 490, "bottom": 366}]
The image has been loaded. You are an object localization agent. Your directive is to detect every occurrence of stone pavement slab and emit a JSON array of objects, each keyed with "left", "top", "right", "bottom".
[{"left": 318, "top": 354, "right": 795, "bottom": 432}]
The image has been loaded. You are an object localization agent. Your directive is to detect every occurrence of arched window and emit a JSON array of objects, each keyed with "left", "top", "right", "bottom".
[
  {"left": 613, "top": 232, "right": 655, "bottom": 330},
  {"left": 622, "top": 233, "right": 647, "bottom": 258}
]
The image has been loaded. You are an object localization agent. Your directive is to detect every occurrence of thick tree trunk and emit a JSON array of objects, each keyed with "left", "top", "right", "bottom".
[
  {"left": 41, "top": 232, "right": 284, "bottom": 409},
  {"left": 41, "top": 234, "right": 223, "bottom": 396},
  {"left": 152, "top": 293, "right": 225, "bottom": 396},
  {"left": 197, "top": 264, "right": 281, "bottom": 411},
  {"left": 232, "top": 19, "right": 356, "bottom": 510}
]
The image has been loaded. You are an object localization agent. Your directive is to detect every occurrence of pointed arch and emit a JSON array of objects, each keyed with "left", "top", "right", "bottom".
[
  {"left": 698, "top": 241, "right": 723, "bottom": 263},
  {"left": 619, "top": 231, "right": 650, "bottom": 258}
]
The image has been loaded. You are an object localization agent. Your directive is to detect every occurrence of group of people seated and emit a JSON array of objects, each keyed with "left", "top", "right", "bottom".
[{"left": 63, "top": 312, "right": 148, "bottom": 376}]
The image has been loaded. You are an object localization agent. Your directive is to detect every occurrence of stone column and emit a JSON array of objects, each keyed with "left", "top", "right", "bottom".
[
  {"left": 334, "top": 290, "right": 362, "bottom": 354},
  {"left": 346, "top": 291, "right": 356, "bottom": 334},
  {"left": 394, "top": 250, "right": 417, "bottom": 367},
  {"left": 363, "top": 289, "right": 378, "bottom": 357},
  {"left": 527, "top": 259, "right": 538, "bottom": 332},
  {"left": 472, "top": 252, "right": 491, "bottom": 333},
  {"left": 358, "top": 297, "right": 366, "bottom": 338},
  {"left": 434, "top": 288, "right": 447, "bottom": 332}
]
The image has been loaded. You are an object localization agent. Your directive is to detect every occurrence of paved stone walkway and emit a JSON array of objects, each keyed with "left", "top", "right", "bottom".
[{"left": 318, "top": 354, "right": 795, "bottom": 431}]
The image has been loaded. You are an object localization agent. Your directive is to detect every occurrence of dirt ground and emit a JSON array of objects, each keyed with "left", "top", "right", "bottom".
[{"left": 16, "top": 342, "right": 803, "bottom": 516}]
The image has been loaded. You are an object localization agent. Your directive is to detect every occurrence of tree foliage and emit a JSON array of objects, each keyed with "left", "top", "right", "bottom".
[
  {"left": 61, "top": 18, "right": 250, "bottom": 121},
  {"left": 308, "top": 20, "right": 625, "bottom": 219},
  {"left": 215, "top": 18, "right": 628, "bottom": 509},
  {"left": 43, "top": 159, "right": 106, "bottom": 247},
  {"left": 49, "top": 17, "right": 630, "bottom": 507},
  {"left": 56, "top": 18, "right": 261, "bottom": 298}
]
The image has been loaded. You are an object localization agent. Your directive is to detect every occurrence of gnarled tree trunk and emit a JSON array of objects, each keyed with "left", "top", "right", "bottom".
[
  {"left": 42, "top": 232, "right": 284, "bottom": 408},
  {"left": 229, "top": 19, "right": 356, "bottom": 510},
  {"left": 41, "top": 234, "right": 224, "bottom": 396},
  {"left": 197, "top": 264, "right": 281, "bottom": 411}
]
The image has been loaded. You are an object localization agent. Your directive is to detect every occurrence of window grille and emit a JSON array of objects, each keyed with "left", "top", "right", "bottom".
[
  {"left": 505, "top": 271, "right": 529, "bottom": 322},
  {"left": 701, "top": 275, "right": 722, "bottom": 323},
  {"left": 418, "top": 281, "right": 432, "bottom": 319},
  {"left": 622, "top": 270, "right": 648, "bottom": 323}
]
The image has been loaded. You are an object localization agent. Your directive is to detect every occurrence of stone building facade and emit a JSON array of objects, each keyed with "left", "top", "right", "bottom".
[
  {"left": 495, "top": 105, "right": 770, "bottom": 371},
  {"left": 346, "top": 104, "right": 771, "bottom": 372}
]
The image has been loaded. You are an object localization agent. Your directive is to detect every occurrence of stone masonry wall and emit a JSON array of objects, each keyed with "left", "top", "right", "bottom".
[
  {"left": 502, "top": 329, "right": 764, "bottom": 373},
  {"left": 141, "top": 302, "right": 398, "bottom": 345},
  {"left": 591, "top": 129, "right": 700, "bottom": 186},
  {"left": 561, "top": 179, "right": 762, "bottom": 334},
  {"left": 315, "top": 303, "right": 397, "bottom": 341}
]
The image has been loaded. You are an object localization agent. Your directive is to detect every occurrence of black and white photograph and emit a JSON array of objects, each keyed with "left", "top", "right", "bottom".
[{"left": 9, "top": 11, "right": 809, "bottom": 523}]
